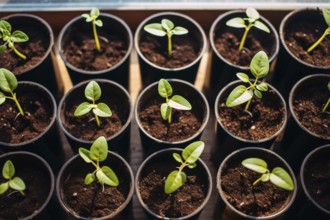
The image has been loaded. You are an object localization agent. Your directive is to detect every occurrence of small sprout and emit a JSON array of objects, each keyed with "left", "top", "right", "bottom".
[
  {"left": 144, "top": 18, "right": 188, "bottom": 56},
  {"left": 226, "top": 51, "right": 269, "bottom": 112},
  {"left": 0, "top": 160, "right": 26, "bottom": 196},
  {"left": 74, "top": 81, "right": 112, "bottom": 127},
  {"left": 0, "top": 68, "right": 24, "bottom": 116},
  {"left": 226, "top": 7, "right": 270, "bottom": 51},
  {"left": 307, "top": 8, "right": 330, "bottom": 53},
  {"left": 164, "top": 141, "right": 204, "bottom": 194},
  {"left": 158, "top": 79, "right": 192, "bottom": 124},
  {"left": 0, "top": 20, "right": 29, "bottom": 60},
  {"left": 322, "top": 81, "right": 330, "bottom": 112},
  {"left": 242, "top": 158, "right": 294, "bottom": 191},
  {"left": 79, "top": 136, "right": 119, "bottom": 191},
  {"left": 82, "top": 7, "right": 103, "bottom": 51}
]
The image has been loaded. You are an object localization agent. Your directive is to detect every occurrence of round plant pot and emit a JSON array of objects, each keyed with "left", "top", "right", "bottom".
[
  {"left": 57, "top": 79, "right": 132, "bottom": 159},
  {"left": 216, "top": 147, "right": 297, "bottom": 220},
  {"left": 135, "top": 12, "right": 207, "bottom": 88},
  {"left": 135, "top": 148, "right": 212, "bottom": 219},
  {"left": 272, "top": 8, "right": 330, "bottom": 99},
  {"left": 57, "top": 13, "right": 133, "bottom": 89},
  {"left": 56, "top": 151, "right": 134, "bottom": 219},
  {"left": 135, "top": 79, "right": 209, "bottom": 156},
  {"left": 0, "top": 151, "right": 55, "bottom": 220},
  {"left": 0, "top": 14, "right": 58, "bottom": 98}
]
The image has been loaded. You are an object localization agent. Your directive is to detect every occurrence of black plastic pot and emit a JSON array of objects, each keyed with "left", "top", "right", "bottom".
[
  {"left": 56, "top": 151, "right": 134, "bottom": 220},
  {"left": 135, "top": 79, "right": 209, "bottom": 156},
  {"left": 216, "top": 147, "right": 297, "bottom": 220},
  {"left": 57, "top": 79, "right": 132, "bottom": 159},
  {"left": 135, "top": 12, "right": 207, "bottom": 89},
  {"left": 0, "top": 151, "right": 55, "bottom": 220},
  {"left": 135, "top": 148, "right": 212, "bottom": 220},
  {"left": 57, "top": 13, "right": 132, "bottom": 89}
]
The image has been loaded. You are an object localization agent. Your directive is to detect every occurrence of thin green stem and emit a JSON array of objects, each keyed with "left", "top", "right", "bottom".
[
  {"left": 11, "top": 45, "right": 26, "bottom": 60},
  {"left": 168, "top": 108, "right": 172, "bottom": 124},
  {"left": 167, "top": 32, "right": 172, "bottom": 56},
  {"left": 307, "top": 27, "right": 330, "bottom": 53},
  {"left": 93, "top": 20, "right": 101, "bottom": 51},
  {"left": 239, "top": 23, "right": 252, "bottom": 51},
  {"left": 322, "top": 97, "right": 330, "bottom": 112},
  {"left": 244, "top": 77, "right": 258, "bottom": 111},
  {"left": 12, "top": 93, "right": 24, "bottom": 116},
  {"left": 92, "top": 100, "right": 100, "bottom": 127}
]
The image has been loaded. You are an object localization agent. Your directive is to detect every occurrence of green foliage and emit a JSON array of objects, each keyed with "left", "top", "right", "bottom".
[
  {"left": 164, "top": 141, "right": 204, "bottom": 194},
  {"left": 226, "top": 7, "right": 270, "bottom": 51},
  {"left": 158, "top": 79, "right": 191, "bottom": 124},
  {"left": 144, "top": 18, "right": 188, "bottom": 56},
  {"left": 82, "top": 7, "right": 103, "bottom": 51},
  {"left": 242, "top": 158, "right": 294, "bottom": 191},
  {"left": 74, "top": 81, "right": 112, "bottom": 127},
  {"left": 322, "top": 81, "right": 330, "bottom": 112},
  {"left": 0, "top": 20, "right": 29, "bottom": 60},
  {"left": 0, "top": 160, "right": 26, "bottom": 196}
]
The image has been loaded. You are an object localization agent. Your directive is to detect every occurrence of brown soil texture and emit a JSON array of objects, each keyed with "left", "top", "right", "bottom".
[
  {"left": 221, "top": 163, "right": 291, "bottom": 217},
  {"left": 63, "top": 32, "right": 127, "bottom": 71},
  {"left": 138, "top": 98, "right": 202, "bottom": 142},
  {"left": 218, "top": 89, "right": 285, "bottom": 141},
  {"left": 139, "top": 35, "right": 199, "bottom": 68},
  {"left": 292, "top": 83, "right": 330, "bottom": 140},
  {"left": 284, "top": 19, "right": 330, "bottom": 67}
]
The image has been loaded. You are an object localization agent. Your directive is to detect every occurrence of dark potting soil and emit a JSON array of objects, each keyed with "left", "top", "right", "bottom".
[
  {"left": 292, "top": 82, "right": 330, "bottom": 140},
  {"left": 0, "top": 90, "right": 53, "bottom": 144},
  {"left": 284, "top": 19, "right": 330, "bottom": 67},
  {"left": 139, "top": 35, "right": 199, "bottom": 68},
  {"left": 139, "top": 161, "right": 208, "bottom": 217},
  {"left": 218, "top": 89, "right": 285, "bottom": 141},
  {"left": 63, "top": 32, "right": 127, "bottom": 71},
  {"left": 138, "top": 98, "right": 202, "bottom": 142},
  {"left": 221, "top": 163, "right": 291, "bottom": 217}
]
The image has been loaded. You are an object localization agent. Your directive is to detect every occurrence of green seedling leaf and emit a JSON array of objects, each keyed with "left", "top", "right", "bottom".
[
  {"left": 323, "top": 8, "right": 330, "bottom": 27},
  {"left": 226, "top": 17, "right": 246, "bottom": 28},
  {"left": 165, "top": 170, "right": 185, "bottom": 194},
  {"left": 0, "top": 92, "right": 5, "bottom": 105},
  {"left": 172, "top": 26, "right": 189, "bottom": 35},
  {"left": 173, "top": 153, "right": 183, "bottom": 163},
  {"left": 161, "top": 19, "right": 174, "bottom": 31},
  {"left": 95, "top": 20, "right": 103, "bottom": 27},
  {"left": 158, "top": 78, "right": 173, "bottom": 98},
  {"left": 0, "top": 160, "right": 26, "bottom": 196},
  {"left": 168, "top": 95, "right": 192, "bottom": 110},
  {"left": 11, "top": 31, "right": 29, "bottom": 42},
  {"left": 242, "top": 158, "right": 268, "bottom": 174},
  {"left": 246, "top": 7, "right": 260, "bottom": 21},
  {"left": 74, "top": 102, "right": 92, "bottom": 116},
  {"left": 270, "top": 167, "right": 294, "bottom": 191},
  {"left": 81, "top": 13, "right": 92, "bottom": 22},
  {"left": 236, "top": 72, "right": 250, "bottom": 83},
  {"left": 226, "top": 85, "right": 253, "bottom": 107},
  {"left": 90, "top": 136, "right": 108, "bottom": 162},
  {"left": 9, "top": 177, "right": 26, "bottom": 191},
  {"left": 0, "top": 68, "right": 17, "bottom": 93},
  {"left": 0, "top": 20, "right": 11, "bottom": 33},
  {"left": 93, "top": 103, "right": 112, "bottom": 117},
  {"left": 91, "top": 7, "right": 100, "bottom": 18},
  {"left": 261, "top": 173, "right": 270, "bottom": 182},
  {"left": 97, "top": 166, "right": 119, "bottom": 186},
  {"left": 254, "top": 89, "right": 262, "bottom": 99},
  {"left": 187, "top": 163, "right": 197, "bottom": 169},
  {"left": 79, "top": 148, "right": 92, "bottom": 163},
  {"left": 250, "top": 51, "right": 269, "bottom": 79},
  {"left": 0, "top": 182, "right": 9, "bottom": 195},
  {"left": 160, "top": 103, "right": 170, "bottom": 120},
  {"left": 254, "top": 20, "right": 270, "bottom": 33},
  {"left": 84, "top": 173, "right": 95, "bottom": 184},
  {"left": 85, "top": 81, "right": 101, "bottom": 101},
  {"left": 3, "top": 160, "right": 14, "bottom": 179},
  {"left": 256, "top": 82, "right": 268, "bottom": 92},
  {"left": 144, "top": 23, "right": 166, "bottom": 36},
  {"left": 182, "top": 141, "right": 204, "bottom": 164}
]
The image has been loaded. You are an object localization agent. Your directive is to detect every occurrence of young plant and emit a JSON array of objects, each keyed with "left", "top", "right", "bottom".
[
  {"left": 164, "top": 141, "right": 204, "bottom": 194},
  {"left": 226, "top": 7, "right": 270, "bottom": 51},
  {"left": 0, "top": 160, "right": 26, "bottom": 196},
  {"left": 307, "top": 8, "right": 330, "bottom": 53},
  {"left": 242, "top": 158, "right": 294, "bottom": 191},
  {"left": 0, "top": 20, "right": 29, "bottom": 60},
  {"left": 0, "top": 68, "right": 24, "bottom": 116},
  {"left": 79, "top": 136, "right": 119, "bottom": 191},
  {"left": 322, "top": 81, "right": 330, "bottom": 112},
  {"left": 226, "top": 51, "right": 269, "bottom": 112},
  {"left": 158, "top": 78, "right": 192, "bottom": 124},
  {"left": 74, "top": 80, "right": 112, "bottom": 127},
  {"left": 81, "top": 7, "right": 103, "bottom": 51},
  {"left": 144, "top": 18, "right": 188, "bottom": 56}
]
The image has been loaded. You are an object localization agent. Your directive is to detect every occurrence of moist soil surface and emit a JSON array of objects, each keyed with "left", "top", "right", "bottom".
[
  {"left": 221, "top": 162, "right": 291, "bottom": 217},
  {"left": 63, "top": 32, "right": 127, "bottom": 71},
  {"left": 284, "top": 19, "right": 330, "bottom": 67},
  {"left": 139, "top": 160, "right": 208, "bottom": 217},
  {"left": 292, "top": 82, "right": 330, "bottom": 139},
  {"left": 218, "top": 89, "right": 285, "bottom": 141},
  {"left": 138, "top": 98, "right": 202, "bottom": 142}
]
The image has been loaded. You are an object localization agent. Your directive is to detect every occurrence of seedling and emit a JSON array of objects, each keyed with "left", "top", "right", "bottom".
[
  {"left": 144, "top": 18, "right": 188, "bottom": 56},
  {"left": 242, "top": 158, "right": 294, "bottom": 191},
  {"left": 0, "top": 160, "right": 26, "bottom": 196},
  {"left": 82, "top": 7, "right": 103, "bottom": 51},
  {"left": 307, "top": 8, "right": 330, "bottom": 53},
  {"left": 79, "top": 136, "right": 119, "bottom": 191},
  {"left": 164, "top": 141, "right": 204, "bottom": 194},
  {"left": 74, "top": 80, "right": 112, "bottom": 127},
  {"left": 226, "top": 51, "right": 269, "bottom": 113},
  {"left": 158, "top": 79, "right": 192, "bottom": 124},
  {"left": 226, "top": 7, "right": 270, "bottom": 51},
  {"left": 0, "top": 68, "right": 24, "bottom": 116},
  {"left": 0, "top": 20, "right": 29, "bottom": 60},
  {"left": 322, "top": 81, "right": 330, "bottom": 112}
]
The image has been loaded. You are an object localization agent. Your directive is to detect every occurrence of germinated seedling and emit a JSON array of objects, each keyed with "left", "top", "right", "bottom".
[
  {"left": 74, "top": 81, "right": 112, "bottom": 127},
  {"left": 82, "top": 7, "right": 103, "bottom": 51},
  {"left": 79, "top": 136, "right": 119, "bottom": 191},
  {"left": 322, "top": 81, "right": 330, "bottom": 112},
  {"left": 242, "top": 158, "right": 294, "bottom": 191},
  {"left": 0, "top": 20, "right": 29, "bottom": 60},
  {"left": 307, "top": 8, "right": 330, "bottom": 53},
  {"left": 226, "top": 7, "right": 270, "bottom": 51},
  {"left": 158, "top": 79, "right": 192, "bottom": 124},
  {"left": 226, "top": 51, "right": 269, "bottom": 113},
  {"left": 164, "top": 141, "right": 204, "bottom": 194},
  {"left": 0, "top": 160, "right": 26, "bottom": 196},
  {"left": 144, "top": 18, "right": 188, "bottom": 56},
  {"left": 0, "top": 68, "right": 24, "bottom": 116}
]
